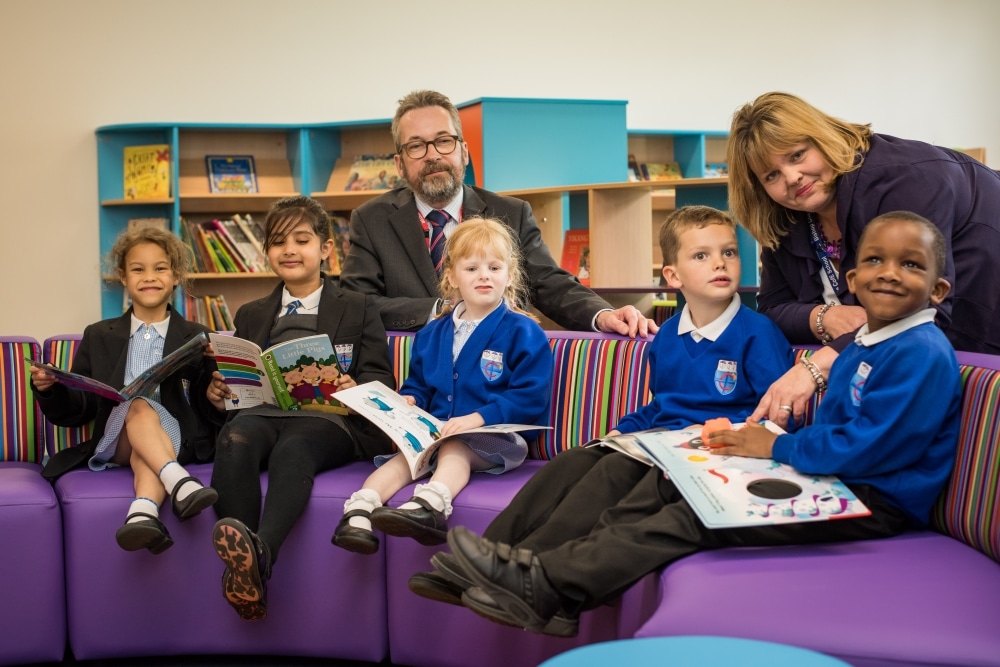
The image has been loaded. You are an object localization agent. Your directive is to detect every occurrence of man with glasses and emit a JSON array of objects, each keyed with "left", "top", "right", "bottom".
[{"left": 340, "top": 90, "right": 656, "bottom": 338}]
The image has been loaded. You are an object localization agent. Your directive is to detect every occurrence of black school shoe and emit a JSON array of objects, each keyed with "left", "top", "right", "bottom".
[
  {"left": 115, "top": 512, "right": 174, "bottom": 554},
  {"left": 332, "top": 509, "right": 380, "bottom": 555},
  {"left": 370, "top": 497, "right": 448, "bottom": 546},
  {"left": 170, "top": 477, "right": 219, "bottom": 521},
  {"left": 212, "top": 518, "right": 271, "bottom": 620},
  {"left": 447, "top": 526, "right": 563, "bottom": 633},
  {"left": 462, "top": 586, "right": 580, "bottom": 638}
]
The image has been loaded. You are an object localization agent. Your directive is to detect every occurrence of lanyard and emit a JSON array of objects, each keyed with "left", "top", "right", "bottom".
[
  {"left": 419, "top": 207, "right": 464, "bottom": 247},
  {"left": 807, "top": 216, "right": 839, "bottom": 293}
]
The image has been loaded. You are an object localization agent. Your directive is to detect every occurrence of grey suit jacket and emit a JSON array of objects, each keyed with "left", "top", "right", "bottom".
[{"left": 339, "top": 185, "right": 612, "bottom": 331}]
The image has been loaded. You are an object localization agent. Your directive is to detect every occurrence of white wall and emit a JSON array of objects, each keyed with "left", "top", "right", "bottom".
[{"left": 1, "top": 0, "right": 997, "bottom": 341}]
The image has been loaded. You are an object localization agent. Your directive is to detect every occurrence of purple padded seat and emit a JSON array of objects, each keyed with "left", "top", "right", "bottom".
[
  {"left": 633, "top": 531, "right": 1000, "bottom": 667},
  {"left": 382, "top": 461, "right": 619, "bottom": 667},
  {"left": 56, "top": 461, "right": 389, "bottom": 662},
  {"left": 0, "top": 462, "right": 65, "bottom": 666}
]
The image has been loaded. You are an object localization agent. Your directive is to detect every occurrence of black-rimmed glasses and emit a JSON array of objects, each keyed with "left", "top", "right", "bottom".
[{"left": 398, "top": 135, "right": 461, "bottom": 159}]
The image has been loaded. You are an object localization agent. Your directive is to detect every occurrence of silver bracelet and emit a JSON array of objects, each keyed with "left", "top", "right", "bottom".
[
  {"left": 815, "top": 303, "right": 834, "bottom": 344},
  {"left": 800, "top": 356, "right": 828, "bottom": 393}
]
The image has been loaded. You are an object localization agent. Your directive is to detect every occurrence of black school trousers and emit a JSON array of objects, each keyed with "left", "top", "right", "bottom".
[{"left": 483, "top": 446, "right": 911, "bottom": 607}]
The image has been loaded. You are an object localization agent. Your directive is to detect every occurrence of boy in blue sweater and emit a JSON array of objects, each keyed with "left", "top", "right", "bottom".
[
  {"left": 408, "top": 205, "right": 795, "bottom": 634},
  {"left": 436, "top": 210, "right": 960, "bottom": 636}
]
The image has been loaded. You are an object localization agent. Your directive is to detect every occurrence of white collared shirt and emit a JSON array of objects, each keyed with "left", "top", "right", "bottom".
[
  {"left": 853, "top": 308, "right": 938, "bottom": 347},
  {"left": 675, "top": 294, "right": 742, "bottom": 343},
  {"left": 415, "top": 191, "right": 463, "bottom": 238},
  {"left": 130, "top": 314, "right": 170, "bottom": 339},
  {"left": 280, "top": 285, "right": 323, "bottom": 317}
]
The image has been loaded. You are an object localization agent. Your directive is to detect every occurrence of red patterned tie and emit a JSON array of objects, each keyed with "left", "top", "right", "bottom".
[{"left": 426, "top": 209, "right": 448, "bottom": 274}]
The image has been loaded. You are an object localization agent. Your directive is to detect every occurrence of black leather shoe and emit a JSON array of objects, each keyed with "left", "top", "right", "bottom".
[
  {"left": 447, "top": 526, "right": 562, "bottom": 631},
  {"left": 371, "top": 497, "right": 448, "bottom": 545},
  {"left": 332, "top": 510, "right": 380, "bottom": 555},
  {"left": 463, "top": 586, "right": 579, "bottom": 637},
  {"left": 213, "top": 518, "right": 271, "bottom": 618},
  {"left": 116, "top": 512, "right": 174, "bottom": 554},
  {"left": 408, "top": 571, "right": 465, "bottom": 606},
  {"left": 170, "top": 477, "right": 219, "bottom": 521}
]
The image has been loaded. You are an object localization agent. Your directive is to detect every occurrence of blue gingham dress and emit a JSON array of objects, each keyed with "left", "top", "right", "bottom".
[
  {"left": 375, "top": 304, "right": 527, "bottom": 477},
  {"left": 90, "top": 324, "right": 182, "bottom": 471}
]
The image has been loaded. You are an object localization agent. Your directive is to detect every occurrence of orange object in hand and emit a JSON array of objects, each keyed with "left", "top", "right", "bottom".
[{"left": 701, "top": 417, "right": 733, "bottom": 446}]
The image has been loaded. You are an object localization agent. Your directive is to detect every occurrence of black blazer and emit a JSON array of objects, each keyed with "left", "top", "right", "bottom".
[
  {"left": 340, "top": 185, "right": 613, "bottom": 331},
  {"left": 227, "top": 275, "right": 396, "bottom": 459},
  {"left": 38, "top": 309, "right": 217, "bottom": 479}
]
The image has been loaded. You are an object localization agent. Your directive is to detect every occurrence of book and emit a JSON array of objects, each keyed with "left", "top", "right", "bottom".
[
  {"left": 627, "top": 154, "right": 642, "bottom": 182},
  {"left": 27, "top": 333, "right": 209, "bottom": 403},
  {"left": 560, "top": 230, "right": 591, "bottom": 286},
  {"left": 209, "top": 333, "right": 348, "bottom": 414},
  {"left": 206, "top": 155, "right": 258, "bottom": 194},
  {"left": 123, "top": 144, "right": 171, "bottom": 200},
  {"left": 334, "top": 381, "right": 552, "bottom": 480},
  {"left": 640, "top": 162, "right": 683, "bottom": 181},
  {"left": 343, "top": 155, "right": 400, "bottom": 191},
  {"left": 330, "top": 216, "right": 351, "bottom": 275},
  {"left": 705, "top": 163, "right": 729, "bottom": 178},
  {"left": 591, "top": 422, "right": 871, "bottom": 529}
]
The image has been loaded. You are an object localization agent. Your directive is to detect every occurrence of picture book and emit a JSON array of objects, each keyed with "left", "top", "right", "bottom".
[
  {"left": 123, "top": 144, "right": 171, "bottom": 200},
  {"left": 209, "top": 333, "right": 348, "bottom": 414},
  {"left": 27, "top": 333, "right": 209, "bottom": 403},
  {"left": 593, "top": 422, "right": 871, "bottom": 529},
  {"left": 640, "top": 162, "right": 683, "bottom": 181},
  {"left": 206, "top": 155, "right": 258, "bottom": 194},
  {"left": 560, "top": 230, "right": 591, "bottom": 286},
  {"left": 627, "top": 154, "right": 642, "bottom": 182},
  {"left": 343, "top": 155, "right": 401, "bottom": 191},
  {"left": 334, "top": 382, "right": 552, "bottom": 480}
]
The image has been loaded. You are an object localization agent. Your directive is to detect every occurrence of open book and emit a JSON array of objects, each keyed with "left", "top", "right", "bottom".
[
  {"left": 334, "top": 381, "right": 551, "bottom": 480},
  {"left": 589, "top": 422, "right": 870, "bottom": 529},
  {"left": 27, "top": 332, "right": 209, "bottom": 403},
  {"left": 209, "top": 333, "right": 348, "bottom": 414}
]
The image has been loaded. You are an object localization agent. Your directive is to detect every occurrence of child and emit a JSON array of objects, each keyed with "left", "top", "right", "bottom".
[
  {"left": 30, "top": 227, "right": 219, "bottom": 555},
  {"left": 440, "top": 210, "right": 962, "bottom": 636},
  {"left": 332, "top": 217, "right": 553, "bottom": 555},
  {"left": 406, "top": 205, "right": 795, "bottom": 635},
  {"left": 205, "top": 196, "right": 395, "bottom": 622}
]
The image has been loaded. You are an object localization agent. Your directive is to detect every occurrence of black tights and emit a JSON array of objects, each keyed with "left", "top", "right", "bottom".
[{"left": 211, "top": 415, "right": 357, "bottom": 564}]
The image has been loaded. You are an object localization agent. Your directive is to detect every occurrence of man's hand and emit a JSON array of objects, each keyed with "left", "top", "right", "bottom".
[{"left": 596, "top": 306, "right": 658, "bottom": 339}]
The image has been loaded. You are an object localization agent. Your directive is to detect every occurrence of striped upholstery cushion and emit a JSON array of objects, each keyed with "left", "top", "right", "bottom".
[
  {"left": 534, "top": 335, "right": 652, "bottom": 459},
  {"left": 931, "top": 363, "right": 1000, "bottom": 562},
  {"left": 41, "top": 335, "right": 93, "bottom": 455},
  {"left": 0, "top": 336, "right": 43, "bottom": 462},
  {"left": 388, "top": 333, "right": 413, "bottom": 389}
]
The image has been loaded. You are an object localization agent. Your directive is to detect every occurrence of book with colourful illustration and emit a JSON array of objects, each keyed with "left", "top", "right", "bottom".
[
  {"left": 592, "top": 422, "right": 871, "bottom": 529},
  {"left": 209, "top": 333, "right": 347, "bottom": 413},
  {"left": 123, "top": 144, "right": 171, "bottom": 199},
  {"left": 334, "top": 381, "right": 551, "bottom": 479},
  {"left": 206, "top": 155, "right": 258, "bottom": 194},
  {"left": 343, "top": 155, "right": 400, "bottom": 191},
  {"left": 27, "top": 333, "right": 209, "bottom": 403}
]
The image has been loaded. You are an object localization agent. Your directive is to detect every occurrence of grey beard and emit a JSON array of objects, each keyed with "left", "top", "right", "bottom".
[{"left": 406, "top": 162, "right": 465, "bottom": 205}]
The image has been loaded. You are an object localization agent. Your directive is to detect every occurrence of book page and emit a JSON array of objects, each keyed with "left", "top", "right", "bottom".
[
  {"left": 209, "top": 333, "right": 276, "bottom": 410},
  {"left": 26, "top": 359, "right": 126, "bottom": 402},
  {"left": 630, "top": 423, "right": 871, "bottom": 529}
]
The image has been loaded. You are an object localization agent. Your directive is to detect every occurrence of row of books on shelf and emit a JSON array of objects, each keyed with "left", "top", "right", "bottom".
[
  {"left": 123, "top": 144, "right": 261, "bottom": 198},
  {"left": 626, "top": 154, "right": 729, "bottom": 182},
  {"left": 182, "top": 294, "right": 234, "bottom": 331},
  {"left": 181, "top": 214, "right": 268, "bottom": 274}
]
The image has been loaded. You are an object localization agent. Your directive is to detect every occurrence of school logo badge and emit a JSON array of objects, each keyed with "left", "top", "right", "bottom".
[
  {"left": 481, "top": 350, "right": 504, "bottom": 382},
  {"left": 715, "top": 360, "right": 738, "bottom": 396},
  {"left": 850, "top": 361, "right": 871, "bottom": 406},
  {"left": 335, "top": 344, "right": 354, "bottom": 371}
]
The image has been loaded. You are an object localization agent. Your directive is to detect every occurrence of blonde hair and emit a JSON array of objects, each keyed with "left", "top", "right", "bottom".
[
  {"left": 105, "top": 226, "right": 190, "bottom": 292},
  {"left": 659, "top": 205, "right": 737, "bottom": 266},
  {"left": 727, "top": 91, "right": 872, "bottom": 249},
  {"left": 437, "top": 217, "right": 536, "bottom": 322}
]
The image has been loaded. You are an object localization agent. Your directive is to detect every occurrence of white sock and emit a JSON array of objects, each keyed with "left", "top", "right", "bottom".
[
  {"left": 343, "top": 488, "right": 382, "bottom": 531},
  {"left": 158, "top": 461, "right": 200, "bottom": 501},
  {"left": 127, "top": 497, "right": 159, "bottom": 522},
  {"left": 404, "top": 481, "right": 454, "bottom": 519}
]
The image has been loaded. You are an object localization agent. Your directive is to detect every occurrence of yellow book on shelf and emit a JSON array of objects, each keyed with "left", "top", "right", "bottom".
[{"left": 124, "top": 144, "right": 171, "bottom": 199}]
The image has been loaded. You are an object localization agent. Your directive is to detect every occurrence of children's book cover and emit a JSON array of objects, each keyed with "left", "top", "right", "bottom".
[
  {"left": 640, "top": 162, "right": 683, "bottom": 181},
  {"left": 614, "top": 423, "right": 871, "bottom": 529},
  {"left": 209, "top": 333, "right": 347, "bottom": 413},
  {"left": 335, "top": 381, "right": 551, "bottom": 479},
  {"left": 206, "top": 155, "right": 259, "bottom": 194},
  {"left": 27, "top": 333, "right": 209, "bottom": 403},
  {"left": 560, "top": 230, "right": 591, "bottom": 286},
  {"left": 124, "top": 144, "right": 171, "bottom": 199},
  {"left": 343, "top": 155, "right": 401, "bottom": 191}
]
